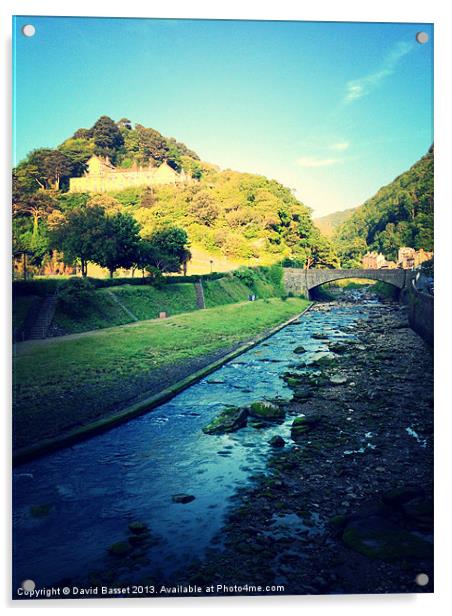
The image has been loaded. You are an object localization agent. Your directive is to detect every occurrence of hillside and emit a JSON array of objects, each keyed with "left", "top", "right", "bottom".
[
  {"left": 314, "top": 207, "right": 356, "bottom": 238},
  {"left": 335, "top": 146, "right": 433, "bottom": 267},
  {"left": 13, "top": 116, "right": 340, "bottom": 275}
]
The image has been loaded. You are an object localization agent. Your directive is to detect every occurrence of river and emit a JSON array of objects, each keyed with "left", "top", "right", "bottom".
[{"left": 13, "top": 298, "right": 379, "bottom": 590}]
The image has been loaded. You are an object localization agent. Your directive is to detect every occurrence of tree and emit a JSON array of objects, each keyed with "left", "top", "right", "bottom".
[
  {"left": 95, "top": 212, "right": 142, "bottom": 278},
  {"left": 13, "top": 192, "right": 57, "bottom": 234},
  {"left": 140, "top": 226, "right": 191, "bottom": 274},
  {"left": 58, "top": 138, "right": 94, "bottom": 178},
  {"left": 92, "top": 116, "right": 124, "bottom": 162},
  {"left": 189, "top": 192, "right": 220, "bottom": 226},
  {"left": 27, "top": 149, "right": 73, "bottom": 190},
  {"left": 117, "top": 118, "right": 132, "bottom": 130},
  {"left": 50, "top": 205, "right": 107, "bottom": 277}
]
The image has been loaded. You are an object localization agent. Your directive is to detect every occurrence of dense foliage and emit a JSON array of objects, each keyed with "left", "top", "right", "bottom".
[
  {"left": 335, "top": 146, "right": 433, "bottom": 266},
  {"left": 12, "top": 115, "right": 339, "bottom": 276}
]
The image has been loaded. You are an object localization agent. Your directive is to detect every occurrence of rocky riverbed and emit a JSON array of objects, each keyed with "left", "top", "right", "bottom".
[
  {"left": 14, "top": 295, "right": 433, "bottom": 598},
  {"left": 174, "top": 297, "right": 434, "bottom": 595}
]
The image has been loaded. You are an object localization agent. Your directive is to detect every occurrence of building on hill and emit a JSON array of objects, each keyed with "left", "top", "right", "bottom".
[
  {"left": 362, "top": 251, "right": 387, "bottom": 269},
  {"left": 397, "top": 247, "right": 433, "bottom": 269},
  {"left": 69, "top": 155, "right": 191, "bottom": 193}
]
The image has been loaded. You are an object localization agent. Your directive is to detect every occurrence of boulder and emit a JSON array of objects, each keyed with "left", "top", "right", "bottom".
[
  {"left": 312, "top": 332, "right": 329, "bottom": 340},
  {"left": 202, "top": 407, "right": 248, "bottom": 434},
  {"left": 249, "top": 401, "right": 285, "bottom": 422},
  {"left": 291, "top": 415, "right": 322, "bottom": 441},
  {"left": 269, "top": 435, "right": 286, "bottom": 448},
  {"left": 293, "top": 346, "right": 307, "bottom": 354},
  {"left": 128, "top": 521, "right": 148, "bottom": 535},
  {"left": 328, "top": 342, "right": 349, "bottom": 354},
  {"left": 342, "top": 515, "right": 432, "bottom": 561}
]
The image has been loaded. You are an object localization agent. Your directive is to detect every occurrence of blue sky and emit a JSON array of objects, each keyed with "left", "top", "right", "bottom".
[{"left": 13, "top": 17, "right": 433, "bottom": 217}]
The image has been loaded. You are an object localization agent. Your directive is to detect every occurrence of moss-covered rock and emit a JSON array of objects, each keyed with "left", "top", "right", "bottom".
[
  {"left": 202, "top": 407, "right": 248, "bottom": 434},
  {"left": 342, "top": 516, "right": 432, "bottom": 561},
  {"left": 293, "top": 346, "right": 307, "bottom": 354},
  {"left": 290, "top": 415, "right": 322, "bottom": 440},
  {"left": 30, "top": 504, "right": 53, "bottom": 518},
  {"left": 268, "top": 435, "right": 286, "bottom": 448},
  {"left": 128, "top": 521, "right": 148, "bottom": 534},
  {"left": 308, "top": 354, "right": 336, "bottom": 368},
  {"left": 328, "top": 342, "right": 349, "bottom": 354},
  {"left": 249, "top": 401, "right": 285, "bottom": 422}
]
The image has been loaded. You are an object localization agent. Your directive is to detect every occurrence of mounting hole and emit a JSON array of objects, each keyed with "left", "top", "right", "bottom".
[
  {"left": 416, "top": 32, "right": 429, "bottom": 44},
  {"left": 21, "top": 579, "right": 36, "bottom": 592},
  {"left": 415, "top": 573, "right": 429, "bottom": 586},
  {"left": 21, "top": 24, "right": 36, "bottom": 37}
]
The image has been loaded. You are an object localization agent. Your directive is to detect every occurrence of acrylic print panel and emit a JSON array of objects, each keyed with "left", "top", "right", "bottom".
[{"left": 12, "top": 16, "right": 434, "bottom": 600}]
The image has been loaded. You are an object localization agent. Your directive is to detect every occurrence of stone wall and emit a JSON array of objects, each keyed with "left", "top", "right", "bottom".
[{"left": 405, "top": 280, "right": 434, "bottom": 347}]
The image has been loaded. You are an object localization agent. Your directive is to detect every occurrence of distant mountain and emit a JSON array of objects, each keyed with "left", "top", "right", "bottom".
[
  {"left": 334, "top": 146, "right": 433, "bottom": 267},
  {"left": 314, "top": 207, "right": 356, "bottom": 238}
]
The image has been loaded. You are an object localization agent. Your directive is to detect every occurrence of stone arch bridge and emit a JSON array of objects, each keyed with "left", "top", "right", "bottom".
[{"left": 283, "top": 267, "right": 411, "bottom": 298}]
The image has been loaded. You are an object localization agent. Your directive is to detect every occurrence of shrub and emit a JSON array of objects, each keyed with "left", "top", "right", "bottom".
[{"left": 58, "top": 277, "right": 95, "bottom": 315}]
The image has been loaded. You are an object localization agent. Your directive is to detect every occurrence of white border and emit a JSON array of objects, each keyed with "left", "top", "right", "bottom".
[{"left": 2, "top": 1, "right": 451, "bottom": 614}]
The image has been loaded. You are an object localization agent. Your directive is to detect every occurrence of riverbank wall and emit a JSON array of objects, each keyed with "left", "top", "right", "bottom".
[{"left": 402, "top": 275, "right": 434, "bottom": 347}]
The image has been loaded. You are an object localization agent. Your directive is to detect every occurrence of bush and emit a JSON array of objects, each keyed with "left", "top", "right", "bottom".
[
  {"left": 13, "top": 279, "right": 63, "bottom": 297},
  {"left": 58, "top": 278, "right": 95, "bottom": 315},
  {"left": 232, "top": 267, "right": 257, "bottom": 287}
]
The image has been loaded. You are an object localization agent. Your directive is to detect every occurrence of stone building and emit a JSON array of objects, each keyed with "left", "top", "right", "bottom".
[
  {"left": 362, "top": 251, "right": 387, "bottom": 269},
  {"left": 397, "top": 247, "right": 433, "bottom": 269},
  {"left": 69, "top": 155, "right": 191, "bottom": 193}
]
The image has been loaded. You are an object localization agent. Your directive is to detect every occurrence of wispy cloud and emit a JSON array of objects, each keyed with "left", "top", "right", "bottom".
[
  {"left": 344, "top": 41, "right": 414, "bottom": 103},
  {"left": 329, "top": 141, "right": 350, "bottom": 151},
  {"left": 297, "top": 156, "right": 339, "bottom": 168}
]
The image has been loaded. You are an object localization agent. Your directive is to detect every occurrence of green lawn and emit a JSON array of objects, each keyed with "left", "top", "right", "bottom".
[
  {"left": 13, "top": 297, "right": 309, "bottom": 449},
  {"left": 110, "top": 283, "right": 198, "bottom": 319},
  {"left": 52, "top": 283, "right": 198, "bottom": 334}
]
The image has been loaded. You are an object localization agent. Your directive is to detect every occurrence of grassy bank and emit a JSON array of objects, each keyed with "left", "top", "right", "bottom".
[
  {"left": 14, "top": 266, "right": 287, "bottom": 336},
  {"left": 13, "top": 297, "right": 309, "bottom": 450}
]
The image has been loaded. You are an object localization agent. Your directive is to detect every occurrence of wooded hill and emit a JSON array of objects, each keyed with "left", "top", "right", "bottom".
[
  {"left": 13, "top": 115, "right": 339, "bottom": 274},
  {"left": 334, "top": 146, "right": 434, "bottom": 267},
  {"left": 314, "top": 207, "right": 356, "bottom": 238}
]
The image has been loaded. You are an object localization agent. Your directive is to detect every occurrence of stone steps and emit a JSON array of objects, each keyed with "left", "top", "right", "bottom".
[
  {"left": 195, "top": 280, "right": 205, "bottom": 309},
  {"left": 27, "top": 294, "right": 58, "bottom": 340}
]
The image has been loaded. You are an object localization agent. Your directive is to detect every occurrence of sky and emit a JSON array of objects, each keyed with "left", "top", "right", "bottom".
[{"left": 13, "top": 17, "right": 433, "bottom": 217}]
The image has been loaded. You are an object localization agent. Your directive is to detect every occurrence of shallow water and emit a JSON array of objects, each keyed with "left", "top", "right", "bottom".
[{"left": 13, "top": 302, "right": 373, "bottom": 588}]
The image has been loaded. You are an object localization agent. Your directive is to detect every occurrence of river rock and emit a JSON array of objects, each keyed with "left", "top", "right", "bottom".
[
  {"left": 293, "top": 346, "right": 307, "bottom": 354},
  {"left": 342, "top": 515, "right": 432, "bottom": 561},
  {"left": 128, "top": 521, "right": 148, "bottom": 534},
  {"left": 328, "top": 342, "right": 349, "bottom": 354},
  {"left": 290, "top": 415, "right": 322, "bottom": 441},
  {"left": 249, "top": 401, "right": 285, "bottom": 422},
  {"left": 202, "top": 407, "right": 248, "bottom": 434},
  {"left": 172, "top": 494, "right": 195, "bottom": 504},
  {"left": 308, "top": 354, "right": 335, "bottom": 368},
  {"left": 330, "top": 374, "right": 348, "bottom": 385},
  {"left": 312, "top": 332, "right": 329, "bottom": 340},
  {"left": 268, "top": 435, "right": 286, "bottom": 448}
]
